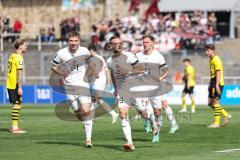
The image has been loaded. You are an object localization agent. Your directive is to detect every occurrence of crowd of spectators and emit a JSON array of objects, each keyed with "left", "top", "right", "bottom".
[
  {"left": 90, "top": 11, "right": 220, "bottom": 53},
  {"left": 0, "top": 16, "right": 23, "bottom": 42},
  {"left": 1, "top": 12, "right": 220, "bottom": 50},
  {"left": 60, "top": 17, "right": 80, "bottom": 41},
  {"left": 39, "top": 25, "right": 56, "bottom": 42}
]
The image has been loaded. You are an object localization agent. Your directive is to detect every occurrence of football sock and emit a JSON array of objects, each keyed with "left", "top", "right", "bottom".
[
  {"left": 12, "top": 104, "right": 21, "bottom": 129},
  {"left": 181, "top": 97, "right": 186, "bottom": 109},
  {"left": 165, "top": 106, "right": 176, "bottom": 126},
  {"left": 84, "top": 120, "right": 93, "bottom": 141},
  {"left": 214, "top": 103, "right": 229, "bottom": 118},
  {"left": 155, "top": 116, "right": 162, "bottom": 133},
  {"left": 213, "top": 104, "right": 221, "bottom": 125},
  {"left": 121, "top": 119, "right": 132, "bottom": 144},
  {"left": 191, "top": 99, "right": 195, "bottom": 110}
]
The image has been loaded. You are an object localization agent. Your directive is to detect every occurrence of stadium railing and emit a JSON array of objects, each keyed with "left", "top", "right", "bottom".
[
  {"left": 0, "top": 76, "right": 49, "bottom": 85},
  {"left": 200, "top": 76, "right": 240, "bottom": 84}
]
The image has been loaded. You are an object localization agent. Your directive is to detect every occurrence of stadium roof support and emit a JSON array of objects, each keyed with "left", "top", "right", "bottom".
[{"left": 158, "top": 0, "right": 240, "bottom": 38}]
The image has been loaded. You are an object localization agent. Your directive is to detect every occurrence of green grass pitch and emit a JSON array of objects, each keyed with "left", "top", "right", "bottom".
[{"left": 0, "top": 105, "right": 240, "bottom": 160}]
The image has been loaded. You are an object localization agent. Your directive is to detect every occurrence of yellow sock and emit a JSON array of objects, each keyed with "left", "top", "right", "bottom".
[
  {"left": 191, "top": 99, "right": 195, "bottom": 110},
  {"left": 214, "top": 103, "right": 229, "bottom": 118},
  {"left": 213, "top": 104, "right": 221, "bottom": 125},
  {"left": 181, "top": 97, "right": 186, "bottom": 109},
  {"left": 12, "top": 105, "right": 20, "bottom": 129}
]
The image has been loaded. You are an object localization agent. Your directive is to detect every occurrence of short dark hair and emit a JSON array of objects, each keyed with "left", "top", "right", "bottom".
[
  {"left": 67, "top": 31, "right": 80, "bottom": 41},
  {"left": 143, "top": 35, "right": 155, "bottom": 42},
  {"left": 183, "top": 58, "right": 191, "bottom": 63},
  {"left": 88, "top": 44, "right": 97, "bottom": 52},
  {"left": 109, "top": 35, "right": 120, "bottom": 42},
  {"left": 205, "top": 44, "right": 215, "bottom": 51},
  {"left": 13, "top": 39, "right": 25, "bottom": 49}
]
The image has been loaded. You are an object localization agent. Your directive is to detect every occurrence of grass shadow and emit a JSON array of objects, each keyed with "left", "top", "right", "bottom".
[
  {"left": 0, "top": 128, "right": 10, "bottom": 132},
  {"left": 94, "top": 144, "right": 123, "bottom": 151},
  {"left": 35, "top": 140, "right": 81, "bottom": 147}
]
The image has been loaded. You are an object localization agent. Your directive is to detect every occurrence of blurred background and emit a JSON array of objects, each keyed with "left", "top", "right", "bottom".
[{"left": 0, "top": 0, "right": 240, "bottom": 105}]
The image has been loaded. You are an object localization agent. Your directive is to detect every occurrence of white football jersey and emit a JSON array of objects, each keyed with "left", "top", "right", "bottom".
[
  {"left": 52, "top": 46, "right": 90, "bottom": 86},
  {"left": 91, "top": 54, "right": 108, "bottom": 80},
  {"left": 136, "top": 49, "right": 167, "bottom": 76},
  {"left": 107, "top": 51, "right": 138, "bottom": 89}
]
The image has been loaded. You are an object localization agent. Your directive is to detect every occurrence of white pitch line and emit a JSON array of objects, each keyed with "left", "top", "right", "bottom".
[{"left": 215, "top": 148, "right": 240, "bottom": 153}]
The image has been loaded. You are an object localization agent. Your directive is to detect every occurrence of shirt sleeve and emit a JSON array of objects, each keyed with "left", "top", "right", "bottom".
[
  {"left": 214, "top": 57, "right": 222, "bottom": 71},
  {"left": 159, "top": 54, "right": 167, "bottom": 67},
  {"left": 52, "top": 52, "right": 61, "bottom": 64},
  {"left": 106, "top": 57, "right": 112, "bottom": 69},
  {"left": 16, "top": 56, "right": 23, "bottom": 70},
  {"left": 126, "top": 52, "right": 138, "bottom": 66}
]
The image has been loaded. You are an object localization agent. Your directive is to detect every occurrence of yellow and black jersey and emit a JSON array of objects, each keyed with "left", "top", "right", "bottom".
[
  {"left": 209, "top": 55, "right": 224, "bottom": 86},
  {"left": 6, "top": 53, "right": 24, "bottom": 89},
  {"left": 184, "top": 65, "right": 195, "bottom": 87}
]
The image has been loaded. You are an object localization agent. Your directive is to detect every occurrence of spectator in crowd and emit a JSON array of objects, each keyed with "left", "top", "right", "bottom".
[
  {"left": 39, "top": 28, "right": 48, "bottom": 42},
  {"left": 60, "top": 17, "right": 81, "bottom": 42},
  {"left": 48, "top": 25, "right": 56, "bottom": 42},
  {"left": 2, "top": 16, "right": 10, "bottom": 33},
  {"left": 13, "top": 18, "right": 23, "bottom": 39}
]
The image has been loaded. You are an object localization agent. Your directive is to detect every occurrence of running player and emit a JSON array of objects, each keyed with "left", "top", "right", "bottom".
[
  {"left": 205, "top": 44, "right": 232, "bottom": 128},
  {"left": 51, "top": 31, "right": 93, "bottom": 147},
  {"left": 87, "top": 44, "right": 119, "bottom": 123},
  {"left": 6, "top": 39, "right": 27, "bottom": 134},
  {"left": 107, "top": 35, "right": 156, "bottom": 151},
  {"left": 179, "top": 58, "right": 196, "bottom": 113},
  {"left": 136, "top": 35, "right": 179, "bottom": 143}
]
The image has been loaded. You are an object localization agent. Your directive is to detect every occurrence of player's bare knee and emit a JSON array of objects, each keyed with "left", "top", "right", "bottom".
[
  {"left": 212, "top": 99, "right": 219, "bottom": 105},
  {"left": 119, "top": 109, "right": 127, "bottom": 119},
  {"left": 162, "top": 101, "right": 168, "bottom": 109},
  {"left": 153, "top": 109, "right": 161, "bottom": 117},
  {"left": 13, "top": 104, "right": 21, "bottom": 109},
  {"left": 139, "top": 110, "right": 148, "bottom": 120}
]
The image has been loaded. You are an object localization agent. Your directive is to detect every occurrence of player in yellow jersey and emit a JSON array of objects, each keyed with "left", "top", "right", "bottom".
[
  {"left": 205, "top": 44, "right": 231, "bottom": 128},
  {"left": 179, "top": 58, "right": 196, "bottom": 113},
  {"left": 6, "top": 39, "right": 27, "bottom": 134}
]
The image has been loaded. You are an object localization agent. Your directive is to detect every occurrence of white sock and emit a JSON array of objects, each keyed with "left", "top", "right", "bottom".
[
  {"left": 109, "top": 110, "right": 117, "bottom": 117},
  {"left": 91, "top": 102, "right": 97, "bottom": 109},
  {"left": 156, "top": 115, "right": 163, "bottom": 127},
  {"left": 165, "top": 106, "right": 176, "bottom": 126},
  {"left": 84, "top": 120, "right": 93, "bottom": 141},
  {"left": 121, "top": 119, "right": 133, "bottom": 144},
  {"left": 155, "top": 116, "right": 162, "bottom": 132},
  {"left": 147, "top": 103, "right": 154, "bottom": 117},
  {"left": 70, "top": 100, "right": 79, "bottom": 111}
]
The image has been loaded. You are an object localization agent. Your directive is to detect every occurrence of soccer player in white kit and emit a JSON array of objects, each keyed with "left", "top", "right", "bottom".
[
  {"left": 51, "top": 31, "right": 93, "bottom": 148},
  {"left": 136, "top": 35, "right": 179, "bottom": 143},
  {"left": 87, "top": 45, "right": 119, "bottom": 123},
  {"left": 107, "top": 35, "right": 152, "bottom": 151}
]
